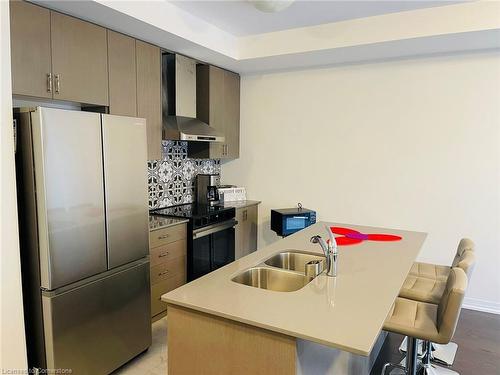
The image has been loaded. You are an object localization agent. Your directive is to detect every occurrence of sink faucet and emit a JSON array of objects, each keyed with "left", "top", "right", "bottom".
[{"left": 310, "top": 225, "right": 338, "bottom": 277}]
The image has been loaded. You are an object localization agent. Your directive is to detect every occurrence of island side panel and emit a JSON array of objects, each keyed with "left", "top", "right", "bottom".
[{"left": 167, "top": 305, "right": 296, "bottom": 375}]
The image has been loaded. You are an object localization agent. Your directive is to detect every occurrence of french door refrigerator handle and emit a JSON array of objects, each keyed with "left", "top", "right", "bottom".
[{"left": 192, "top": 219, "right": 238, "bottom": 239}]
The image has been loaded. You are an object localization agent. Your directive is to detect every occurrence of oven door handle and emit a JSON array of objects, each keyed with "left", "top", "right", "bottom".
[{"left": 193, "top": 219, "right": 238, "bottom": 239}]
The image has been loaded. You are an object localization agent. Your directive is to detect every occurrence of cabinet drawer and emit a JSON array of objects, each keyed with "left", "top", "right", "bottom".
[
  {"left": 150, "top": 239, "right": 186, "bottom": 267},
  {"left": 150, "top": 256, "right": 186, "bottom": 285},
  {"left": 151, "top": 274, "right": 186, "bottom": 317},
  {"left": 149, "top": 224, "right": 186, "bottom": 248}
]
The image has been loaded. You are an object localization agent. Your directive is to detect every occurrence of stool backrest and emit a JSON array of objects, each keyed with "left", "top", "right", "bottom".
[
  {"left": 452, "top": 238, "right": 474, "bottom": 267},
  {"left": 457, "top": 250, "right": 476, "bottom": 280},
  {"left": 437, "top": 267, "right": 467, "bottom": 343}
]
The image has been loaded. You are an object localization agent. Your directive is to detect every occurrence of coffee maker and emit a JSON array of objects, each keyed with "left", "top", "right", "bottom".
[{"left": 196, "top": 174, "right": 220, "bottom": 206}]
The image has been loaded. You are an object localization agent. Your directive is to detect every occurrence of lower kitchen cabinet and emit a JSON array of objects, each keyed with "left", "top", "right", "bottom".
[
  {"left": 235, "top": 204, "right": 259, "bottom": 259},
  {"left": 149, "top": 223, "right": 187, "bottom": 321}
]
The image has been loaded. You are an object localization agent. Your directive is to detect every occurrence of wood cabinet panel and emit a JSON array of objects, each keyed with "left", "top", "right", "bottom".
[
  {"left": 136, "top": 40, "right": 162, "bottom": 160},
  {"left": 107, "top": 30, "right": 137, "bottom": 116},
  {"left": 208, "top": 66, "right": 225, "bottom": 159},
  {"left": 223, "top": 70, "right": 240, "bottom": 159},
  {"left": 235, "top": 205, "right": 258, "bottom": 260},
  {"left": 50, "top": 11, "right": 109, "bottom": 105},
  {"left": 10, "top": 0, "right": 52, "bottom": 98},
  {"left": 151, "top": 274, "right": 186, "bottom": 317},
  {"left": 197, "top": 64, "right": 240, "bottom": 159},
  {"left": 167, "top": 306, "right": 296, "bottom": 375},
  {"left": 149, "top": 224, "right": 186, "bottom": 249},
  {"left": 150, "top": 256, "right": 186, "bottom": 285},
  {"left": 150, "top": 239, "right": 186, "bottom": 267}
]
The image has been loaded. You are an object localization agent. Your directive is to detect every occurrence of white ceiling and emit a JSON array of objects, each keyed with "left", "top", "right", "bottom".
[{"left": 170, "top": 0, "right": 462, "bottom": 37}]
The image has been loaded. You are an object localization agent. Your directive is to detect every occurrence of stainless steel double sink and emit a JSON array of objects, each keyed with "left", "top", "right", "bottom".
[{"left": 231, "top": 250, "right": 326, "bottom": 292}]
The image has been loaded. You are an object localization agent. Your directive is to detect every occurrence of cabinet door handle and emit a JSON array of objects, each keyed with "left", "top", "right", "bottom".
[
  {"left": 47, "top": 73, "right": 53, "bottom": 93},
  {"left": 158, "top": 252, "right": 169, "bottom": 258},
  {"left": 243, "top": 210, "right": 248, "bottom": 221},
  {"left": 158, "top": 270, "right": 169, "bottom": 277},
  {"left": 225, "top": 144, "right": 229, "bottom": 156},
  {"left": 158, "top": 234, "right": 169, "bottom": 240},
  {"left": 54, "top": 74, "right": 61, "bottom": 94}
]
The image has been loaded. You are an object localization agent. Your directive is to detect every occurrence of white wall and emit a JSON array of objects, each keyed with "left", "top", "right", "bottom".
[
  {"left": 223, "top": 51, "right": 500, "bottom": 314},
  {"left": 0, "top": 0, "right": 28, "bottom": 370}
]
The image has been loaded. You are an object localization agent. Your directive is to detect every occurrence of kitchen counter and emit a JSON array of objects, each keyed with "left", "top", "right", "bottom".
[
  {"left": 163, "top": 221, "right": 426, "bottom": 356},
  {"left": 217, "top": 200, "right": 261, "bottom": 209},
  {"left": 148, "top": 214, "right": 189, "bottom": 231}
]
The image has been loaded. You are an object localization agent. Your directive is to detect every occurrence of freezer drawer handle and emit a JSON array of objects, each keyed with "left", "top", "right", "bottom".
[
  {"left": 158, "top": 252, "right": 169, "bottom": 258},
  {"left": 158, "top": 234, "right": 170, "bottom": 240}
]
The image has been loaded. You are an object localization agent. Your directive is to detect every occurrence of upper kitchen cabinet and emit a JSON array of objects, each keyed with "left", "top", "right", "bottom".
[
  {"left": 196, "top": 65, "right": 240, "bottom": 159},
  {"left": 136, "top": 40, "right": 162, "bottom": 160},
  {"left": 10, "top": 1, "right": 52, "bottom": 98},
  {"left": 223, "top": 70, "right": 240, "bottom": 159},
  {"left": 50, "top": 12, "right": 109, "bottom": 105},
  {"left": 108, "top": 31, "right": 137, "bottom": 116}
]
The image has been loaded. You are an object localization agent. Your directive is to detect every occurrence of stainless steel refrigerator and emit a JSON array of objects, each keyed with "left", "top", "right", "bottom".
[{"left": 15, "top": 107, "right": 151, "bottom": 374}]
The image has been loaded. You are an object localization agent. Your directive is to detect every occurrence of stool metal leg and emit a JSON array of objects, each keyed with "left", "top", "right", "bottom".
[
  {"left": 382, "top": 362, "right": 405, "bottom": 375},
  {"left": 431, "top": 343, "right": 459, "bottom": 366},
  {"left": 406, "top": 337, "right": 419, "bottom": 375},
  {"left": 399, "top": 336, "right": 424, "bottom": 356},
  {"left": 400, "top": 338, "right": 458, "bottom": 366},
  {"left": 420, "top": 340, "right": 460, "bottom": 375}
]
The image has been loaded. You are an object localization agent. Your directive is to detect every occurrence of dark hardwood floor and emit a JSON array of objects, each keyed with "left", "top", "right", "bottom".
[{"left": 371, "top": 309, "right": 500, "bottom": 375}]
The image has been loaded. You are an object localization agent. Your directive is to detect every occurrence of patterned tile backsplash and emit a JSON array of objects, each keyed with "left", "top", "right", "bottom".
[{"left": 148, "top": 141, "right": 221, "bottom": 209}]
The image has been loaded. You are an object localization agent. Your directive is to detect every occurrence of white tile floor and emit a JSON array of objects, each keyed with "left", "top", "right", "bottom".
[{"left": 112, "top": 317, "right": 168, "bottom": 375}]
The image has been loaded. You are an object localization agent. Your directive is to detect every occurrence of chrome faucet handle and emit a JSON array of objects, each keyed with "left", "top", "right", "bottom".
[{"left": 325, "top": 225, "right": 337, "bottom": 250}]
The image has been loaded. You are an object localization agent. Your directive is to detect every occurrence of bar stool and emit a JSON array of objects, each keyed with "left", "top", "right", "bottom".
[
  {"left": 400, "top": 249, "right": 475, "bottom": 304},
  {"left": 398, "top": 242, "right": 475, "bottom": 366},
  {"left": 382, "top": 267, "right": 467, "bottom": 375},
  {"left": 408, "top": 238, "right": 474, "bottom": 281}
]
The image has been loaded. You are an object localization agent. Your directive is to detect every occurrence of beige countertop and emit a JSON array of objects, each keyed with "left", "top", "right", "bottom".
[
  {"left": 218, "top": 200, "right": 261, "bottom": 209},
  {"left": 162, "top": 221, "right": 426, "bottom": 356},
  {"left": 148, "top": 214, "right": 189, "bottom": 231}
]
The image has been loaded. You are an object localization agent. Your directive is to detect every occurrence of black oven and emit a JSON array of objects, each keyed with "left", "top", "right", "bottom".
[
  {"left": 152, "top": 203, "right": 237, "bottom": 282},
  {"left": 190, "top": 218, "right": 237, "bottom": 281}
]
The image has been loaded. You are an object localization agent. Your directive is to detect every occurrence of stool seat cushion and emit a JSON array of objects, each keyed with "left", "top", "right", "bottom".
[
  {"left": 384, "top": 297, "right": 440, "bottom": 342},
  {"left": 409, "top": 262, "right": 450, "bottom": 281},
  {"left": 399, "top": 275, "right": 447, "bottom": 304}
]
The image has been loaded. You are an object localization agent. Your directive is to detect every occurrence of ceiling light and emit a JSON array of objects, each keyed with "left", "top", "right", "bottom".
[{"left": 249, "top": 0, "right": 294, "bottom": 13}]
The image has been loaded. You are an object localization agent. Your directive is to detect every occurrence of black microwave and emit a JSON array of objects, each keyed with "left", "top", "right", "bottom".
[{"left": 271, "top": 207, "right": 317, "bottom": 237}]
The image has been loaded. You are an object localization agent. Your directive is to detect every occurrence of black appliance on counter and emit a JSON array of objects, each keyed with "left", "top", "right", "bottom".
[
  {"left": 271, "top": 204, "right": 317, "bottom": 237},
  {"left": 153, "top": 204, "right": 237, "bottom": 281}
]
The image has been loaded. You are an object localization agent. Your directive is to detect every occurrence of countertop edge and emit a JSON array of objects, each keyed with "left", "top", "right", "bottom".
[
  {"left": 220, "top": 200, "right": 262, "bottom": 209},
  {"left": 163, "top": 298, "right": 371, "bottom": 356}
]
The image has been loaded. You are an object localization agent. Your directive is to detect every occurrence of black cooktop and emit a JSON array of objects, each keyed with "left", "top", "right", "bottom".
[{"left": 153, "top": 203, "right": 235, "bottom": 229}]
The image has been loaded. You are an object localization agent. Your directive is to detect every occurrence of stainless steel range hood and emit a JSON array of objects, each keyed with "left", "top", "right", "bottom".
[
  {"left": 163, "top": 115, "right": 224, "bottom": 142},
  {"left": 162, "top": 54, "right": 224, "bottom": 143}
]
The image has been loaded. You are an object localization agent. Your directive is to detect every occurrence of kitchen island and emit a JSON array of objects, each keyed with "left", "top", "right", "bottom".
[{"left": 162, "top": 222, "right": 427, "bottom": 374}]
